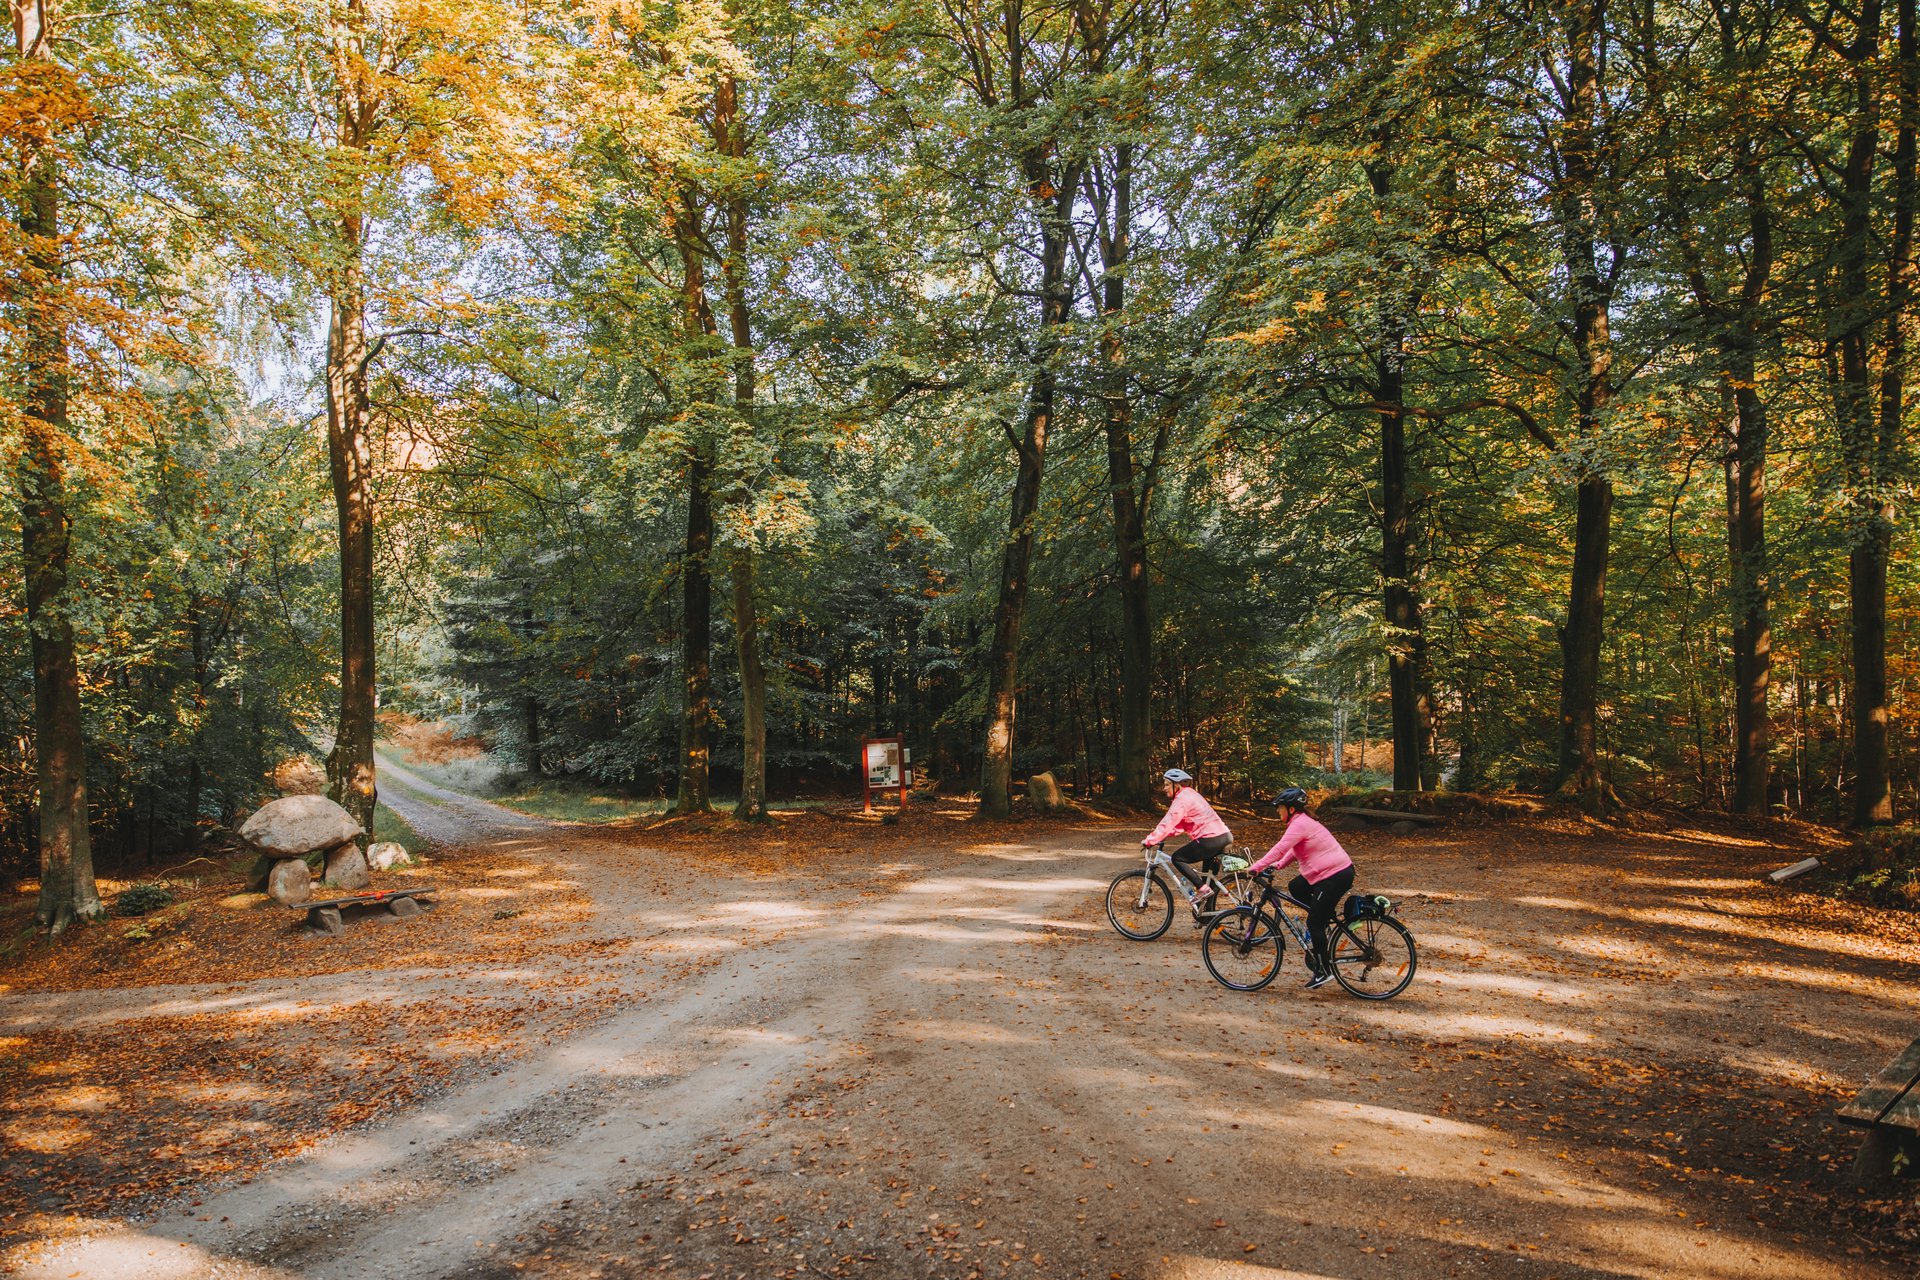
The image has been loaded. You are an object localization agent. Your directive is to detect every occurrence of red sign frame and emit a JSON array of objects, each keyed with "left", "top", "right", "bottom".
[{"left": 860, "top": 735, "right": 911, "bottom": 813}]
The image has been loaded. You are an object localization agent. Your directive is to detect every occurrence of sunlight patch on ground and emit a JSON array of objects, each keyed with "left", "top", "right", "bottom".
[
  {"left": 693, "top": 900, "right": 823, "bottom": 923},
  {"left": 1649, "top": 876, "right": 1764, "bottom": 891},
  {"left": 1656, "top": 827, "right": 1781, "bottom": 849},
  {"left": 947, "top": 877, "right": 1108, "bottom": 895},
  {"left": 3, "top": 1117, "right": 91, "bottom": 1153},
  {"left": 1716, "top": 1047, "right": 1853, "bottom": 1090},
  {"left": 47, "top": 1084, "right": 119, "bottom": 1112},
  {"left": 17, "top": 1231, "right": 297, "bottom": 1280},
  {"left": 962, "top": 844, "right": 1083, "bottom": 862},
  {"left": 1331, "top": 1100, "right": 1486, "bottom": 1137},
  {"left": 1417, "top": 1011, "right": 1594, "bottom": 1043},
  {"left": 1733, "top": 959, "right": 1920, "bottom": 1004},
  {"left": 1513, "top": 894, "right": 1601, "bottom": 912},
  {"left": 1564, "top": 1214, "right": 1867, "bottom": 1280},
  {"left": 1551, "top": 933, "right": 1666, "bottom": 964},
  {"left": 883, "top": 920, "right": 1051, "bottom": 944},
  {"left": 1613, "top": 904, "right": 1920, "bottom": 964},
  {"left": 1428, "top": 970, "right": 1591, "bottom": 1001},
  {"left": 1154, "top": 1258, "right": 1347, "bottom": 1279},
  {"left": 892, "top": 1016, "right": 1045, "bottom": 1049}
]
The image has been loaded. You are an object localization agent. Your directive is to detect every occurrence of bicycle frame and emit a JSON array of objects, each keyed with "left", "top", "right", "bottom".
[
  {"left": 1244, "top": 879, "right": 1320, "bottom": 954},
  {"left": 1138, "top": 844, "right": 1248, "bottom": 915}
]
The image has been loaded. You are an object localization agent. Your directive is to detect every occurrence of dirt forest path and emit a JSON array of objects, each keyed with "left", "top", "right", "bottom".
[
  {"left": 7, "top": 788, "right": 1920, "bottom": 1279},
  {"left": 0, "top": 756, "right": 587, "bottom": 1042}
]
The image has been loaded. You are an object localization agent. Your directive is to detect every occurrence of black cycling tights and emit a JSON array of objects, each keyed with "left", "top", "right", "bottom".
[
  {"left": 1171, "top": 833, "right": 1232, "bottom": 887},
  {"left": 1290, "top": 865, "right": 1355, "bottom": 966}
]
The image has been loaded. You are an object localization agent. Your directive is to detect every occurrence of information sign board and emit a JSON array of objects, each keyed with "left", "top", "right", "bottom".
[{"left": 860, "top": 735, "right": 910, "bottom": 812}]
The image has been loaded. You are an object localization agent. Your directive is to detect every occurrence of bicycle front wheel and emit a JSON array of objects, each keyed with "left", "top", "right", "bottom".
[
  {"left": 1201, "top": 908, "right": 1284, "bottom": 991},
  {"left": 1329, "top": 915, "right": 1417, "bottom": 1000},
  {"left": 1106, "top": 869, "right": 1174, "bottom": 940}
]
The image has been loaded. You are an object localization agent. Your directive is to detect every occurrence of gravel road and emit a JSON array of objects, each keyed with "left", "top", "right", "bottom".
[{"left": 12, "top": 799, "right": 1918, "bottom": 1279}]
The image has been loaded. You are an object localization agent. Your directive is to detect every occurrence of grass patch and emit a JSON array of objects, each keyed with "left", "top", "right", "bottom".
[
  {"left": 491, "top": 780, "right": 674, "bottom": 824},
  {"left": 373, "top": 802, "right": 427, "bottom": 855},
  {"left": 485, "top": 781, "right": 842, "bottom": 825}
]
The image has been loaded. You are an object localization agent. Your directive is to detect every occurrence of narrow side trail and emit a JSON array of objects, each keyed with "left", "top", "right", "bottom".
[{"left": 7, "top": 797, "right": 1917, "bottom": 1280}]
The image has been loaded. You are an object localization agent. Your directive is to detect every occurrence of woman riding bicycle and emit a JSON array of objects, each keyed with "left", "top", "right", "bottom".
[
  {"left": 1247, "top": 787, "right": 1354, "bottom": 990},
  {"left": 1141, "top": 769, "right": 1233, "bottom": 909}
]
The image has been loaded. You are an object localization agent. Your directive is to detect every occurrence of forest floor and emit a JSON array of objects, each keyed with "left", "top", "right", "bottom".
[{"left": 1, "top": 768, "right": 1918, "bottom": 1279}]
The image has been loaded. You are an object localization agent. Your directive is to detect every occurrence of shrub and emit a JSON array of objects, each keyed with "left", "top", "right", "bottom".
[
  {"left": 1845, "top": 827, "right": 1920, "bottom": 908},
  {"left": 111, "top": 882, "right": 176, "bottom": 917}
]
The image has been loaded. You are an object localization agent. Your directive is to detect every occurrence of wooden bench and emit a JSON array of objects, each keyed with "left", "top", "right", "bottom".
[
  {"left": 1838, "top": 1034, "right": 1920, "bottom": 1182},
  {"left": 295, "top": 886, "right": 437, "bottom": 937}
]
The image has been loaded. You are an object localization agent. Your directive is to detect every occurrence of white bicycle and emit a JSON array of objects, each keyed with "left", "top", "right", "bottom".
[{"left": 1104, "top": 842, "right": 1255, "bottom": 941}]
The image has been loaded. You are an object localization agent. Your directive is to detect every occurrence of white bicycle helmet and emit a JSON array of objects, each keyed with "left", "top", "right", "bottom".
[{"left": 1162, "top": 768, "right": 1193, "bottom": 785}]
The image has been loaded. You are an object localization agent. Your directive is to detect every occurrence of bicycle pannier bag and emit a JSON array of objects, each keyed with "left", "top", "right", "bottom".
[{"left": 1343, "top": 893, "right": 1391, "bottom": 921}]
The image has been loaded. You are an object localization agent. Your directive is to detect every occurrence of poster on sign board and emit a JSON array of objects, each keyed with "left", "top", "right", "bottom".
[{"left": 865, "top": 739, "right": 901, "bottom": 789}]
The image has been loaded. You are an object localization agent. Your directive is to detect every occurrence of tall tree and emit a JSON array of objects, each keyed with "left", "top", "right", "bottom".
[
  {"left": 8, "top": 0, "right": 100, "bottom": 930},
  {"left": 1655, "top": 0, "right": 1785, "bottom": 814},
  {"left": 713, "top": 69, "right": 771, "bottom": 822},
  {"left": 1797, "top": 0, "right": 1916, "bottom": 824},
  {"left": 671, "top": 190, "right": 718, "bottom": 815},
  {"left": 933, "top": 1, "right": 1090, "bottom": 818},
  {"left": 1548, "top": 0, "right": 1623, "bottom": 808},
  {"left": 147, "top": 0, "right": 654, "bottom": 832}
]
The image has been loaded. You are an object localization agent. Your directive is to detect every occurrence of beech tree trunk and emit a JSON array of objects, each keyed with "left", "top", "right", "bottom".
[
  {"left": 1822, "top": 0, "right": 1910, "bottom": 827},
  {"left": 1090, "top": 143, "right": 1155, "bottom": 809},
  {"left": 324, "top": 273, "right": 378, "bottom": 836},
  {"left": 16, "top": 0, "right": 101, "bottom": 931},
  {"left": 677, "top": 447, "right": 714, "bottom": 813},
  {"left": 1367, "top": 157, "right": 1433, "bottom": 794},
  {"left": 1552, "top": 1, "right": 1619, "bottom": 811},
  {"left": 673, "top": 197, "right": 717, "bottom": 814},
  {"left": 1726, "top": 350, "right": 1772, "bottom": 815},
  {"left": 980, "top": 169, "right": 1080, "bottom": 818},
  {"left": 323, "top": 7, "right": 378, "bottom": 838},
  {"left": 717, "top": 74, "right": 769, "bottom": 822},
  {"left": 1858, "top": 0, "right": 1916, "bottom": 826}
]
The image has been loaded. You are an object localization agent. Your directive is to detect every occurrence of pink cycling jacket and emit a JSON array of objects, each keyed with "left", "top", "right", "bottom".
[
  {"left": 1143, "top": 786, "right": 1231, "bottom": 845},
  {"left": 1249, "top": 812, "right": 1353, "bottom": 883}
]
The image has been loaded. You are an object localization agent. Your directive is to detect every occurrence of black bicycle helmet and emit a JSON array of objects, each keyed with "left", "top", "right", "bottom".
[{"left": 1273, "top": 786, "right": 1309, "bottom": 810}]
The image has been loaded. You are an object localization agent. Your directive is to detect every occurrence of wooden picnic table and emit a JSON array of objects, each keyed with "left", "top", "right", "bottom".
[
  {"left": 294, "top": 885, "right": 437, "bottom": 937},
  {"left": 1838, "top": 1033, "right": 1920, "bottom": 1181}
]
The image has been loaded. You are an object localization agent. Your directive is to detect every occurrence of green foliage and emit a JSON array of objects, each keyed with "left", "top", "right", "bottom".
[
  {"left": 371, "top": 804, "right": 427, "bottom": 858},
  {"left": 110, "top": 882, "right": 176, "bottom": 917},
  {"left": 14, "top": 0, "right": 1920, "bottom": 864},
  {"left": 1836, "top": 828, "right": 1920, "bottom": 909}
]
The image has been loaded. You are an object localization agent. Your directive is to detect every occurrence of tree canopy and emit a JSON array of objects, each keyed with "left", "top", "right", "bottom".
[{"left": 9, "top": 0, "right": 1920, "bottom": 913}]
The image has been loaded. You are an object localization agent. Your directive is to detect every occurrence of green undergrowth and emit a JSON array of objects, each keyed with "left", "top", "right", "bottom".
[
  {"left": 487, "top": 780, "right": 840, "bottom": 824},
  {"left": 372, "top": 802, "right": 427, "bottom": 855},
  {"left": 491, "top": 779, "right": 676, "bottom": 824},
  {"left": 1824, "top": 827, "right": 1920, "bottom": 909}
]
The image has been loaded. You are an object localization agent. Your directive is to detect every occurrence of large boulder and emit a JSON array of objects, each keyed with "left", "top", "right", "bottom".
[
  {"left": 323, "top": 841, "right": 371, "bottom": 891},
  {"left": 1027, "top": 771, "right": 1068, "bottom": 813},
  {"left": 267, "top": 857, "right": 312, "bottom": 906},
  {"left": 241, "top": 795, "right": 362, "bottom": 859},
  {"left": 366, "top": 841, "right": 414, "bottom": 872}
]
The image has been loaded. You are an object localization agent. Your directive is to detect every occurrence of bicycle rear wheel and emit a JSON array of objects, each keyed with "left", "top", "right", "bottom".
[
  {"left": 1106, "top": 869, "right": 1174, "bottom": 940},
  {"left": 1328, "top": 915, "right": 1417, "bottom": 1000},
  {"left": 1201, "top": 908, "right": 1284, "bottom": 991}
]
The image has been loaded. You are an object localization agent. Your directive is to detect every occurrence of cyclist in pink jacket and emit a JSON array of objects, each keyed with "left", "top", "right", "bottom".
[
  {"left": 1248, "top": 786, "right": 1355, "bottom": 989},
  {"left": 1142, "top": 769, "right": 1234, "bottom": 909}
]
